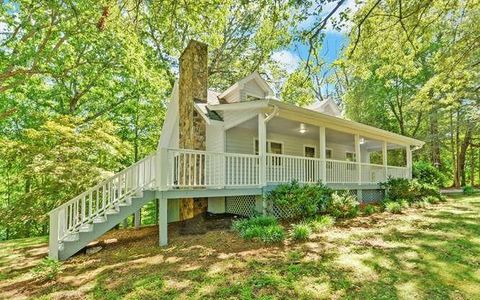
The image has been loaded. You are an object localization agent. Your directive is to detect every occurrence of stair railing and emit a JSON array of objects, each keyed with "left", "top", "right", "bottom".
[{"left": 48, "top": 153, "right": 156, "bottom": 259}]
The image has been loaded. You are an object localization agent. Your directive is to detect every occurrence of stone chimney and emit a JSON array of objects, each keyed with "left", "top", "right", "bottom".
[
  {"left": 178, "top": 40, "right": 208, "bottom": 221},
  {"left": 179, "top": 40, "right": 208, "bottom": 151}
]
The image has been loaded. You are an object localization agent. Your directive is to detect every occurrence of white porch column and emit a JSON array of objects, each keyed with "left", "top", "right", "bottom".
[
  {"left": 158, "top": 194, "right": 168, "bottom": 246},
  {"left": 382, "top": 141, "right": 388, "bottom": 180},
  {"left": 355, "top": 134, "right": 361, "bottom": 184},
  {"left": 406, "top": 145, "right": 412, "bottom": 179},
  {"left": 319, "top": 126, "right": 327, "bottom": 183},
  {"left": 258, "top": 113, "right": 267, "bottom": 186}
]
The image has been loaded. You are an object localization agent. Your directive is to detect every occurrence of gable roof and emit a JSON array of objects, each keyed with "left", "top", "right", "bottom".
[{"left": 218, "top": 72, "right": 275, "bottom": 101}]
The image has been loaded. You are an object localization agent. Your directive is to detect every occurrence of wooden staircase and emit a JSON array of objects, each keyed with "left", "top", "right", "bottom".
[{"left": 48, "top": 154, "right": 157, "bottom": 260}]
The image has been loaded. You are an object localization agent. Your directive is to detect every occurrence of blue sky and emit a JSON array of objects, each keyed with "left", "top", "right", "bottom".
[{"left": 271, "top": 0, "right": 356, "bottom": 74}]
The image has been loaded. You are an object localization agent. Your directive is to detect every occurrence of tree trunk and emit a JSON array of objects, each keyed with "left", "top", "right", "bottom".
[
  {"left": 451, "top": 111, "right": 459, "bottom": 187},
  {"left": 470, "top": 146, "right": 475, "bottom": 186},
  {"left": 429, "top": 110, "right": 441, "bottom": 168},
  {"left": 458, "top": 126, "right": 472, "bottom": 187}
]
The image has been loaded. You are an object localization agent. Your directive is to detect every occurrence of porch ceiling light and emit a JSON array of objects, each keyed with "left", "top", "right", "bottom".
[
  {"left": 359, "top": 137, "right": 366, "bottom": 144},
  {"left": 299, "top": 123, "right": 307, "bottom": 134}
]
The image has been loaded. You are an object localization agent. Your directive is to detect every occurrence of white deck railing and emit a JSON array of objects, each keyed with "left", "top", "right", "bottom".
[
  {"left": 49, "top": 154, "right": 156, "bottom": 257},
  {"left": 163, "top": 149, "right": 409, "bottom": 189},
  {"left": 166, "top": 149, "right": 260, "bottom": 188}
]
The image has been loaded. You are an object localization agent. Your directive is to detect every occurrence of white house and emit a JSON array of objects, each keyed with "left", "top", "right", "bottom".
[{"left": 48, "top": 40, "right": 424, "bottom": 260}]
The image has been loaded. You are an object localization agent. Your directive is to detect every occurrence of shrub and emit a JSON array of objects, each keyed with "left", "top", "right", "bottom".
[
  {"left": 399, "top": 199, "right": 410, "bottom": 209},
  {"left": 424, "top": 195, "right": 440, "bottom": 204},
  {"left": 259, "top": 225, "right": 285, "bottom": 243},
  {"left": 463, "top": 185, "right": 475, "bottom": 195},
  {"left": 362, "top": 204, "right": 380, "bottom": 216},
  {"left": 412, "top": 161, "right": 446, "bottom": 187},
  {"left": 412, "top": 200, "right": 429, "bottom": 208},
  {"left": 232, "top": 216, "right": 285, "bottom": 244},
  {"left": 291, "top": 223, "right": 311, "bottom": 241},
  {"left": 325, "top": 191, "right": 359, "bottom": 218},
  {"left": 380, "top": 177, "right": 442, "bottom": 203},
  {"left": 266, "top": 180, "right": 332, "bottom": 219},
  {"left": 308, "top": 215, "right": 335, "bottom": 232},
  {"left": 385, "top": 202, "right": 403, "bottom": 214},
  {"left": 31, "top": 258, "right": 62, "bottom": 281}
]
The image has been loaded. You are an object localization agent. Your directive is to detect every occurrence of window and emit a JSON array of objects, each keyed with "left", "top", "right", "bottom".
[
  {"left": 254, "top": 140, "right": 283, "bottom": 155},
  {"left": 304, "top": 146, "right": 315, "bottom": 158},
  {"left": 346, "top": 152, "right": 356, "bottom": 162},
  {"left": 326, "top": 149, "right": 332, "bottom": 159},
  {"left": 255, "top": 139, "right": 283, "bottom": 166}
]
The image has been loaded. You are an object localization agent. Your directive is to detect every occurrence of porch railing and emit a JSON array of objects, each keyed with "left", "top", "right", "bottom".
[{"left": 163, "top": 149, "right": 408, "bottom": 189}]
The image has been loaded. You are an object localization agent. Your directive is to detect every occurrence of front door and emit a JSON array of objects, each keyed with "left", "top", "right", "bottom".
[{"left": 304, "top": 146, "right": 316, "bottom": 182}]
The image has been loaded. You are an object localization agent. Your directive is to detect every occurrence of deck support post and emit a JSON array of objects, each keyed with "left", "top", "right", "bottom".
[
  {"left": 134, "top": 210, "right": 141, "bottom": 229},
  {"left": 319, "top": 126, "right": 326, "bottom": 183},
  {"left": 158, "top": 193, "right": 168, "bottom": 246},
  {"left": 48, "top": 210, "right": 59, "bottom": 260},
  {"left": 258, "top": 113, "right": 267, "bottom": 187},
  {"left": 406, "top": 146, "right": 412, "bottom": 179},
  {"left": 355, "top": 134, "right": 361, "bottom": 184}
]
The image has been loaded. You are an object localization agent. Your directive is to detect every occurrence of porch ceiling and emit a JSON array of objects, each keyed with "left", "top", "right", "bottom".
[{"left": 235, "top": 116, "right": 404, "bottom": 150}]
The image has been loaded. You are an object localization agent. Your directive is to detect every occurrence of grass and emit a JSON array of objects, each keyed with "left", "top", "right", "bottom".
[{"left": 1, "top": 195, "right": 480, "bottom": 299}]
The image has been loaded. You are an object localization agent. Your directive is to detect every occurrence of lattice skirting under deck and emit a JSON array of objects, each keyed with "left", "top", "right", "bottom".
[{"left": 225, "top": 195, "right": 257, "bottom": 217}]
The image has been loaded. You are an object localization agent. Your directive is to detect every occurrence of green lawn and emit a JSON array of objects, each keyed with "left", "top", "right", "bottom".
[{"left": 1, "top": 195, "right": 480, "bottom": 299}]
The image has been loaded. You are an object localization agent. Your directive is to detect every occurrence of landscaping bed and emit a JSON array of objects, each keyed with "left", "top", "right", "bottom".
[{"left": 1, "top": 194, "right": 480, "bottom": 299}]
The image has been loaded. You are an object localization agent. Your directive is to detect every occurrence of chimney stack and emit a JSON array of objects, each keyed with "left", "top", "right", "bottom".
[
  {"left": 178, "top": 40, "right": 208, "bottom": 150},
  {"left": 178, "top": 40, "right": 209, "bottom": 221}
]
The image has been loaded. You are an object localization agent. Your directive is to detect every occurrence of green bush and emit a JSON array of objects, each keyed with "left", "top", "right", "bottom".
[
  {"left": 232, "top": 216, "right": 285, "bottom": 244},
  {"left": 413, "top": 161, "right": 446, "bottom": 187},
  {"left": 291, "top": 223, "right": 311, "bottom": 241},
  {"left": 399, "top": 199, "right": 410, "bottom": 209},
  {"left": 385, "top": 202, "right": 403, "bottom": 214},
  {"left": 424, "top": 195, "right": 440, "bottom": 204},
  {"left": 31, "top": 258, "right": 62, "bottom": 281},
  {"left": 380, "top": 178, "right": 442, "bottom": 203},
  {"left": 308, "top": 215, "right": 335, "bottom": 232},
  {"left": 362, "top": 204, "right": 380, "bottom": 215},
  {"left": 259, "top": 225, "right": 285, "bottom": 243},
  {"left": 412, "top": 200, "right": 429, "bottom": 208},
  {"left": 463, "top": 185, "right": 475, "bottom": 195},
  {"left": 266, "top": 180, "right": 332, "bottom": 219},
  {"left": 325, "top": 191, "right": 359, "bottom": 218}
]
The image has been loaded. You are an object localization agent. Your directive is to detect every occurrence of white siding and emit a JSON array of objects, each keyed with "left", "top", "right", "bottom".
[
  {"left": 242, "top": 80, "right": 265, "bottom": 101},
  {"left": 226, "top": 127, "right": 355, "bottom": 159},
  {"left": 206, "top": 122, "right": 225, "bottom": 152}
]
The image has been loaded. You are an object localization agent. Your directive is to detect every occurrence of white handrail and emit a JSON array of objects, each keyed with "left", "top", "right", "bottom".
[{"left": 49, "top": 153, "right": 156, "bottom": 246}]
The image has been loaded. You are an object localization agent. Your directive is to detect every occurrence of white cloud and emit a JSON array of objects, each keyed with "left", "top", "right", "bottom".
[{"left": 271, "top": 50, "right": 301, "bottom": 74}]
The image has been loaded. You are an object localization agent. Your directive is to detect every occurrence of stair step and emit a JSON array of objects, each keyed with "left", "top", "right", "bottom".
[
  {"left": 64, "top": 232, "right": 79, "bottom": 242},
  {"left": 119, "top": 197, "right": 132, "bottom": 206},
  {"left": 93, "top": 215, "right": 107, "bottom": 223},
  {"left": 79, "top": 223, "right": 93, "bottom": 232},
  {"left": 106, "top": 207, "right": 119, "bottom": 215}
]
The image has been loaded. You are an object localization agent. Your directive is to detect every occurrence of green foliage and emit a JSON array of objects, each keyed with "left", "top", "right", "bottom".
[
  {"left": 266, "top": 181, "right": 332, "bottom": 219},
  {"left": 232, "top": 216, "right": 285, "bottom": 244},
  {"left": 0, "top": 116, "right": 129, "bottom": 239},
  {"left": 380, "top": 178, "right": 442, "bottom": 204},
  {"left": 384, "top": 202, "right": 403, "bottom": 214},
  {"left": 423, "top": 196, "right": 440, "bottom": 204},
  {"left": 307, "top": 215, "right": 335, "bottom": 233},
  {"left": 362, "top": 204, "right": 380, "bottom": 216},
  {"left": 291, "top": 223, "right": 311, "bottom": 241},
  {"left": 31, "top": 258, "right": 62, "bottom": 281},
  {"left": 325, "top": 192, "right": 359, "bottom": 218},
  {"left": 413, "top": 162, "right": 446, "bottom": 187},
  {"left": 463, "top": 186, "right": 475, "bottom": 195}
]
